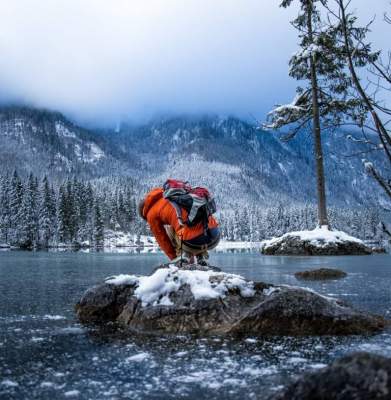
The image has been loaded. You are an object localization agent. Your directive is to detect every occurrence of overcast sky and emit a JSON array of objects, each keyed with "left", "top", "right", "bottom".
[{"left": 0, "top": 0, "right": 389, "bottom": 127}]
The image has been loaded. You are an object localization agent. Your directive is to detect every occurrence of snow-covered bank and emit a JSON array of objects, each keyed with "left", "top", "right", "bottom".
[
  {"left": 0, "top": 227, "right": 386, "bottom": 254},
  {"left": 104, "top": 230, "right": 157, "bottom": 248},
  {"left": 105, "top": 231, "right": 262, "bottom": 251},
  {"left": 103, "top": 231, "right": 263, "bottom": 252},
  {"left": 261, "top": 227, "right": 373, "bottom": 256},
  {"left": 215, "top": 240, "right": 262, "bottom": 251}
]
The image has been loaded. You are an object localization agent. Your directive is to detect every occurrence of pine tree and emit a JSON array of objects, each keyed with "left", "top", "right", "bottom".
[
  {"left": 67, "top": 179, "right": 78, "bottom": 242},
  {"left": 266, "top": 0, "right": 368, "bottom": 228},
  {"left": 19, "top": 173, "right": 39, "bottom": 248},
  {"left": 8, "top": 171, "right": 24, "bottom": 244},
  {"left": 0, "top": 175, "right": 11, "bottom": 243},
  {"left": 57, "top": 184, "right": 68, "bottom": 243},
  {"left": 39, "top": 176, "right": 55, "bottom": 247},
  {"left": 93, "top": 201, "right": 104, "bottom": 248}
]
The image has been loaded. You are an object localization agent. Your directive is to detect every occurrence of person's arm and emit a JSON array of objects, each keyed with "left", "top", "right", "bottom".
[{"left": 147, "top": 207, "right": 176, "bottom": 260}]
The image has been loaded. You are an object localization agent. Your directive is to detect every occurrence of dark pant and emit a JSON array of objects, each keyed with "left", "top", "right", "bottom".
[
  {"left": 183, "top": 228, "right": 221, "bottom": 252},
  {"left": 165, "top": 226, "right": 220, "bottom": 256}
]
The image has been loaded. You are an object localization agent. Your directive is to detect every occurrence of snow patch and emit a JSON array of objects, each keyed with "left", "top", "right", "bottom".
[
  {"left": 309, "top": 363, "right": 328, "bottom": 369},
  {"left": 292, "top": 43, "right": 322, "bottom": 60},
  {"left": 105, "top": 266, "right": 255, "bottom": 307},
  {"left": 31, "top": 336, "right": 45, "bottom": 342},
  {"left": 263, "top": 287, "right": 280, "bottom": 296},
  {"left": 105, "top": 274, "right": 139, "bottom": 286},
  {"left": 85, "top": 143, "right": 105, "bottom": 162},
  {"left": 261, "top": 226, "right": 363, "bottom": 249},
  {"left": 43, "top": 314, "right": 66, "bottom": 320},
  {"left": 1, "top": 379, "right": 19, "bottom": 387},
  {"left": 59, "top": 327, "right": 84, "bottom": 334},
  {"left": 64, "top": 390, "right": 80, "bottom": 397},
  {"left": 55, "top": 122, "right": 76, "bottom": 139},
  {"left": 126, "top": 352, "right": 150, "bottom": 362}
]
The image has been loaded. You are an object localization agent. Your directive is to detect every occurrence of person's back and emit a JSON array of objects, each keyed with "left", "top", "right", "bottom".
[{"left": 139, "top": 183, "right": 220, "bottom": 264}]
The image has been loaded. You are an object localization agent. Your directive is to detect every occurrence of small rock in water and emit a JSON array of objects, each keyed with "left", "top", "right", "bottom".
[
  {"left": 371, "top": 246, "right": 387, "bottom": 254},
  {"left": 270, "top": 352, "right": 391, "bottom": 400},
  {"left": 294, "top": 268, "right": 347, "bottom": 280}
]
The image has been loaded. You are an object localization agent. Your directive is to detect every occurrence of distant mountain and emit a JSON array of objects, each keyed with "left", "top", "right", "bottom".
[
  {"left": 0, "top": 106, "right": 129, "bottom": 180},
  {"left": 0, "top": 106, "right": 389, "bottom": 211}
]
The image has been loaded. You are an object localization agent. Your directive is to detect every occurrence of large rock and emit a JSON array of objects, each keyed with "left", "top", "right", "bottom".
[
  {"left": 75, "top": 264, "right": 386, "bottom": 336},
  {"left": 261, "top": 228, "right": 372, "bottom": 256},
  {"left": 270, "top": 352, "right": 391, "bottom": 400}
]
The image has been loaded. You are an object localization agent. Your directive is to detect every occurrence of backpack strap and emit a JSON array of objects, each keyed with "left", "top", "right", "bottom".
[
  {"left": 187, "top": 195, "right": 206, "bottom": 224},
  {"left": 168, "top": 200, "right": 185, "bottom": 226}
]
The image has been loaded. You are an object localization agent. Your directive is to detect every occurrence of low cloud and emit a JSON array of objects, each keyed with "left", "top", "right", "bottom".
[{"left": 0, "top": 0, "right": 388, "bottom": 126}]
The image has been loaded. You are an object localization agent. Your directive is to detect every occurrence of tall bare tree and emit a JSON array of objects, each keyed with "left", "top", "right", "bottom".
[{"left": 325, "top": 0, "right": 391, "bottom": 199}]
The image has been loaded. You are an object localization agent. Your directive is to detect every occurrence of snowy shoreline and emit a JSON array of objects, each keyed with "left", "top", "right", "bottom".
[
  {"left": 0, "top": 236, "right": 264, "bottom": 252},
  {"left": 0, "top": 229, "right": 387, "bottom": 253}
]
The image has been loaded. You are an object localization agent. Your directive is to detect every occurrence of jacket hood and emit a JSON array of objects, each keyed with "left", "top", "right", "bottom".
[{"left": 142, "top": 187, "right": 163, "bottom": 219}]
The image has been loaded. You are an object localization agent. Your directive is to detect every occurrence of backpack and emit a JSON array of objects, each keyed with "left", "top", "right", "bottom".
[{"left": 162, "top": 179, "right": 217, "bottom": 232}]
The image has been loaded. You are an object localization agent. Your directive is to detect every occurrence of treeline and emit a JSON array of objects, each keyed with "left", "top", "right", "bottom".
[
  {"left": 219, "top": 204, "right": 389, "bottom": 243},
  {"left": 0, "top": 172, "right": 142, "bottom": 248},
  {"left": 0, "top": 172, "right": 388, "bottom": 249}
]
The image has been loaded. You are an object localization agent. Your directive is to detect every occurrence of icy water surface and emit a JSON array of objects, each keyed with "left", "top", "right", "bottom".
[{"left": 1, "top": 251, "right": 391, "bottom": 399}]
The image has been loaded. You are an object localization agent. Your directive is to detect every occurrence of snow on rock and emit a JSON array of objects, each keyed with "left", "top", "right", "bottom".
[
  {"left": 264, "top": 226, "right": 363, "bottom": 247},
  {"left": 105, "top": 265, "right": 255, "bottom": 306},
  {"left": 104, "top": 274, "right": 139, "bottom": 286},
  {"left": 261, "top": 226, "right": 372, "bottom": 256}
]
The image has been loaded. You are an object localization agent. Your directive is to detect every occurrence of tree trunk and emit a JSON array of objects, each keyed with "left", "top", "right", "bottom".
[{"left": 307, "top": 2, "right": 329, "bottom": 227}]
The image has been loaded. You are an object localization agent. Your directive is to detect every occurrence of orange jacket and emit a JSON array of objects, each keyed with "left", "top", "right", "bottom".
[{"left": 142, "top": 187, "right": 218, "bottom": 260}]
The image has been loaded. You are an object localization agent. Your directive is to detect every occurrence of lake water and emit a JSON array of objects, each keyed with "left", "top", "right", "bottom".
[{"left": 1, "top": 251, "right": 391, "bottom": 399}]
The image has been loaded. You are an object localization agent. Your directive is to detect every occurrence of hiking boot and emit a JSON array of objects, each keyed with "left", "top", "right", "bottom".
[
  {"left": 171, "top": 255, "right": 193, "bottom": 267},
  {"left": 196, "top": 254, "right": 209, "bottom": 267}
]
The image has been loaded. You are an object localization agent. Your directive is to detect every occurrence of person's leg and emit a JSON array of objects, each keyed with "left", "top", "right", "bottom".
[
  {"left": 182, "top": 229, "right": 221, "bottom": 265},
  {"left": 164, "top": 226, "right": 181, "bottom": 256},
  {"left": 165, "top": 226, "right": 196, "bottom": 264}
]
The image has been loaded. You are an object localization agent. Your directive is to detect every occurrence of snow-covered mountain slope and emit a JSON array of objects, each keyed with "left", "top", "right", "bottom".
[
  {"left": 0, "top": 106, "right": 128, "bottom": 179},
  {"left": 0, "top": 106, "right": 388, "bottom": 210},
  {"left": 109, "top": 115, "right": 389, "bottom": 210}
]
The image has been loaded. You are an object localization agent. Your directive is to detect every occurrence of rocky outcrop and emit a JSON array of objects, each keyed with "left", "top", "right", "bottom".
[
  {"left": 295, "top": 268, "right": 347, "bottom": 280},
  {"left": 270, "top": 352, "right": 391, "bottom": 400},
  {"left": 371, "top": 246, "right": 387, "bottom": 254},
  {"left": 75, "top": 264, "right": 386, "bottom": 336},
  {"left": 261, "top": 231, "right": 372, "bottom": 256}
]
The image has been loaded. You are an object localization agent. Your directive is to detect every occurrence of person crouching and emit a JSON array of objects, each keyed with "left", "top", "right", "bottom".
[{"left": 139, "top": 181, "right": 220, "bottom": 266}]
